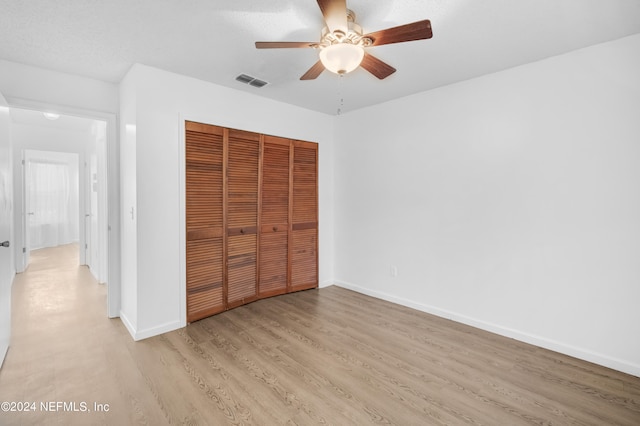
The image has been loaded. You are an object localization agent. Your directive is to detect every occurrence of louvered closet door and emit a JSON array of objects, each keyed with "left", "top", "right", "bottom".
[
  {"left": 259, "top": 136, "right": 290, "bottom": 297},
  {"left": 226, "top": 129, "right": 260, "bottom": 308},
  {"left": 290, "top": 141, "right": 318, "bottom": 291},
  {"left": 185, "top": 122, "right": 225, "bottom": 322}
]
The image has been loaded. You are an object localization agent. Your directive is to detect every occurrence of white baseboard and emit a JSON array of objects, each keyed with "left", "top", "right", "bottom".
[
  {"left": 119, "top": 310, "right": 137, "bottom": 340},
  {"left": 2, "top": 272, "right": 16, "bottom": 367},
  {"left": 334, "top": 280, "right": 640, "bottom": 378},
  {"left": 0, "top": 345, "right": 8, "bottom": 369},
  {"left": 133, "top": 320, "right": 182, "bottom": 341},
  {"left": 319, "top": 279, "right": 333, "bottom": 289},
  {"left": 119, "top": 311, "right": 182, "bottom": 341}
]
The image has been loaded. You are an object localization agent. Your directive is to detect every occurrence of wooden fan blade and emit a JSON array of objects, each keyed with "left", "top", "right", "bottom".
[
  {"left": 300, "top": 60, "right": 325, "bottom": 80},
  {"left": 364, "top": 20, "right": 433, "bottom": 46},
  {"left": 256, "top": 41, "right": 317, "bottom": 49},
  {"left": 317, "top": 0, "right": 348, "bottom": 33},
  {"left": 360, "top": 53, "right": 396, "bottom": 80}
]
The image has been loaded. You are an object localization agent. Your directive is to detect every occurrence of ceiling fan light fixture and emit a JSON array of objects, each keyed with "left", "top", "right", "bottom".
[
  {"left": 255, "top": 3, "right": 432, "bottom": 81},
  {"left": 319, "top": 43, "right": 364, "bottom": 75}
]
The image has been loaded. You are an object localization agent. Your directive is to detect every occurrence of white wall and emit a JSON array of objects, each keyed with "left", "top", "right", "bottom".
[
  {"left": 334, "top": 34, "right": 640, "bottom": 377},
  {"left": 120, "top": 64, "right": 334, "bottom": 340},
  {"left": 0, "top": 60, "right": 118, "bottom": 114},
  {"left": 119, "top": 72, "right": 138, "bottom": 332}
]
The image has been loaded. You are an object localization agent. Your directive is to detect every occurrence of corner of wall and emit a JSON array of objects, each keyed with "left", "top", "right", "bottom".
[
  {"left": 118, "top": 309, "right": 137, "bottom": 340},
  {"left": 129, "top": 320, "right": 183, "bottom": 342}
]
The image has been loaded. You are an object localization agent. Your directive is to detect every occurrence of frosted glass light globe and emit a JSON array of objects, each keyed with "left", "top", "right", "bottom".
[{"left": 319, "top": 43, "right": 365, "bottom": 75}]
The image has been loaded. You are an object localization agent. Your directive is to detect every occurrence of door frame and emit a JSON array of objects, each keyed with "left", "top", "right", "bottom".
[
  {"left": 0, "top": 92, "right": 12, "bottom": 367},
  {"left": 9, "top": 98, "right": 120, "bottom": 318},
  {"left": 23, "top": 150, "right": 83, "bottom": 264}
]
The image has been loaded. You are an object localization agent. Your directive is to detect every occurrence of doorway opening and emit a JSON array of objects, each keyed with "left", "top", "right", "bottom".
[
  {"left": 24, "top": 151, "right": 80, "bottom": 267},
  {"left": 9, "top": 106, "right": 116, "bottom": 317}
]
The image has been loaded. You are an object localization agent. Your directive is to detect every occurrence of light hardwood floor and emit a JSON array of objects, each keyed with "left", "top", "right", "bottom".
[{"left": 1, "top": 244, "right": 639, "bottom": 425}]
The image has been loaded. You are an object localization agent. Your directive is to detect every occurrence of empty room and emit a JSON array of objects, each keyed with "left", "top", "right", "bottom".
[{"left": 0, "top": 1, "right": 639, "bottom": 424}]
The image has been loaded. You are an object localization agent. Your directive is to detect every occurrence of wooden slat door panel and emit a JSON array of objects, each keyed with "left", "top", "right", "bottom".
[
  {"left": 185, "top": 122, "right": 225, "bottom": 322},
  {"left": 186, "top": 121, "right": 318, "bottom": 322},
  {"left": 291, "top": 228, "right": 317, "bottom": 287},
  {"left": 186, "top": 239, "right": 223, "bottom": 319},
  {"left": 226, "top": 129, "right": 260, "bottom": 307},
  {"left": 259, "top": 136, "right": 290, "bottom": 297},
  {"left": 290, "top": 141, "right": 318, "bottom": 291}
]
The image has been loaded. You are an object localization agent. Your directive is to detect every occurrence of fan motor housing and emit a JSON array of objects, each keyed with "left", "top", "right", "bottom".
[{"left": 320, "top": 17, "right": 371, "bottom": 48}]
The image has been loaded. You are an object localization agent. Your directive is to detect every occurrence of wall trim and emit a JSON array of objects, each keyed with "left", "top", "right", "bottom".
[
  {"left": 319, "top": 279, "right": 333, "bottom": 288},
  {"left": 333, "top": 280, "right": 640, "bottom": 378},
  {"left": 132, "top": 320, "right": 183, "bottom": 341},
  {"left": 8, "top": 97, "right": 120, "bottom": 319},
  {"left": 0, "top": 346, "right": 7, "bottom": 369},
  {"left": 119, "top": 310, "right": 137, "bottom": 341},
  {"left": 177, "top": 115, "right": 187, "bottom": 331},
  {"left": 120, "top": 310, "right": 182, "bottom": 341}
]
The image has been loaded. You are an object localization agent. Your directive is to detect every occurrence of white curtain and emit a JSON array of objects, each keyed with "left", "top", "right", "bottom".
[{"left": 28, "top": 160, "right": 79, "bottom": 249}]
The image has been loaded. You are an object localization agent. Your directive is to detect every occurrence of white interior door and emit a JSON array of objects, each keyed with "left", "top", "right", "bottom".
[{"left": 0, "top": 91, "right": 13, "bottom": 367}]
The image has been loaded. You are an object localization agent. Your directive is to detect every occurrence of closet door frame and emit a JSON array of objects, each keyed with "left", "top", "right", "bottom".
[
  {"left": 184, "top": 120, "right": 318, "bottom": 323},
  {"left": 222, "top": 128, "right": 229, "bottom": 310}
]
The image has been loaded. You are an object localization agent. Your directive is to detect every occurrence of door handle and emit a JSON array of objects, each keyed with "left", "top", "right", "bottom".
[{"left": 0, "top": 241, "right": 9, "bottom": 248}]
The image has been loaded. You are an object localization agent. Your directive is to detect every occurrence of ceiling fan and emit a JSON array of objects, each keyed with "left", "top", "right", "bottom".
[{"left": 255, "top": 0, "right": 433, "bottom": 80}]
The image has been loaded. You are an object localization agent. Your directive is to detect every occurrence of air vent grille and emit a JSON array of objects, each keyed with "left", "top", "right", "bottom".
[
  {"left": 235, "top": 74, "right": 268, "bottom": 88},
  {"left": 235, "top": 74, "right": 254, "bottom": 84},
  {"left": 249, "top": 79, "right": 268, "bottom": 88}
]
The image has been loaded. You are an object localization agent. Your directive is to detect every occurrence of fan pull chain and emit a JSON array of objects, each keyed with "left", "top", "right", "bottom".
[{"left": 337, "top": 74, "right": 344, "bottom": 115}]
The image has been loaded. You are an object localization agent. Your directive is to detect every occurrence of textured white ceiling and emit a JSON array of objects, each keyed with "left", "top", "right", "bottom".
[{"left": 1, "top": 0, "right": 639, "bottom": 115}]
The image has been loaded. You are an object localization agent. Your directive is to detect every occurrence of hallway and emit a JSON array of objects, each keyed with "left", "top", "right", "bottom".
[{"left": 0, "top": 244, "right": 166, "bottom": 425}]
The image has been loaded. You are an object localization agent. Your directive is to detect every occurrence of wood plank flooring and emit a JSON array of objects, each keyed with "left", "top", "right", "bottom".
[{"left": 1, "top": 244, "right": 639, "bottom": 425}]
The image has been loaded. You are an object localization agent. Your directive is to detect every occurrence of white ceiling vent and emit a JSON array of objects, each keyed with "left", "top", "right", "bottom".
[
  {"left": 235, "top": 74, "right": 268, "bottom": 88},
  {"left": 249, "top": 79, "right": 268, "bottom": 88}
]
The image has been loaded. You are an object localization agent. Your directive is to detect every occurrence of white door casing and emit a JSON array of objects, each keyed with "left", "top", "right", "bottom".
[
  {"left": 6, "top": 100, "right": 119, "bottom": 319},
  {"left": 0, "top": 91, "right": 13, "bottom": 367}
]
